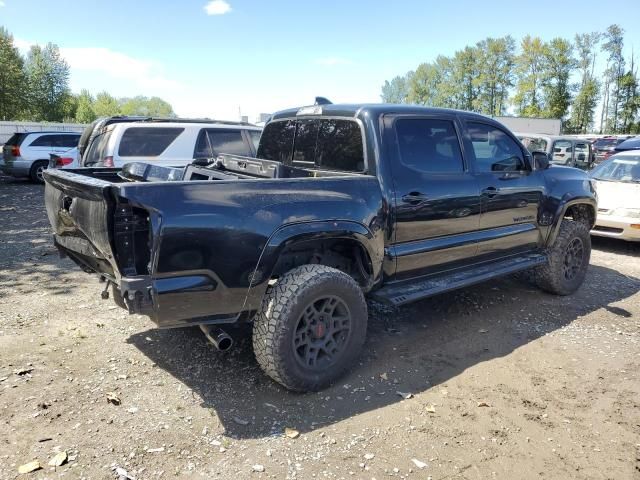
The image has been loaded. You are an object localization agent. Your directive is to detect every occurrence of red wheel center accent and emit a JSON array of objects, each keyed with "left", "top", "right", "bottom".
[{"left": 315, "top": 323, "right": 326, "bottom": 338}]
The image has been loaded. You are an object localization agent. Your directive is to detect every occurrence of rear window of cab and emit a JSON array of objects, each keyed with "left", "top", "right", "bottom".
[{"left": 258, "top": 118, "right": 365, "bottom": 173}]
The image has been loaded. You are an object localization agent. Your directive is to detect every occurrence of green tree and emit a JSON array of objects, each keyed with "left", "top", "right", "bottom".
[
  {"left": 601, "top": 24, "right": 625, "bottom": 132},
  {"left": 61, "top": 93, "right": 78, "bottom": 122},
  {"left": 119, "top": 95, "right": 175, "bottom": 117},
  {"left": 542, "top": 38, "right": 576, "bottom": 119},
  {"left": 0, "top": 27, "right": 26, "bottom": 120},
  {"left": 407, "top": 62, "right": 443, "bottom": 106},
  {"left": 618, "top": 60, "right": 639, "bottom": 134},
  {"left": 381, "top": 74, "right": 412, "bottom": 103},
  {"left": 75, "top": 89, "right": 96, "bottom": 123},
  {"left": 569, "top": 32, "right": 601, "bottom": 133},
  {"left": 513, "top": 36, "right": 547, "bottom": 117},
  {"left": 92, "top": 91, "right": 120, "bottom": 117},
  {"left": 24, "top": 43, "right": 71, "bottom": 121},
  {"left": 450, "top": 46, "right": 479, "bottom": 111},
  {"left": 474, "top": 36, "right": 516, "bottom": 116}
]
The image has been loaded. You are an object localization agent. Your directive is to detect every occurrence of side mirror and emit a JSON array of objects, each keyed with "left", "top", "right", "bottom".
[{"left": 532, "top": 150, "right": 550, "bottom": 170}]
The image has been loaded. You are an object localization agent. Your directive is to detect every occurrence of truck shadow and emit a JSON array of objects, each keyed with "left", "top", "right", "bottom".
[
  {"left": 127, "top": 263, "right": 640, "bottom": 440},
  {"left": 591, "top": 236, "right": 640, "bottom": 257}
]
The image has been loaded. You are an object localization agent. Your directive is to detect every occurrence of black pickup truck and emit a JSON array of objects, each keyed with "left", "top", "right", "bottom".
[{"left": 43, "top": 102, "right": 597, "bottom": 391}]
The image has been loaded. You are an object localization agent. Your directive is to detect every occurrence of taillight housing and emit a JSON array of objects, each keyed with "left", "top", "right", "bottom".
[
  {"left": 103, "top": 156, "right": 114, "bottom": 167},
  {"left": 55, "top": 157, "right": 74, "bottom": 167},
  {"left": 10, "top": 145, "right": 20, "bottom": 157},
  {"left": 113, "top": 202, "right": 151, "bottom": 276}
]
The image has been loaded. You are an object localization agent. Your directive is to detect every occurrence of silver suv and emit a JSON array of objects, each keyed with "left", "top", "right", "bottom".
[{"left": 1, "top": 131, "right": 81, "bottom": 183}]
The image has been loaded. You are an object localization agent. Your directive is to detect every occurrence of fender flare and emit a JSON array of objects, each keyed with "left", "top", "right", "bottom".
[
  {"left": 242, "top": 220, "right": 382, "bottom": 310},
  {"left": 547, "top": 196, "right": 597, "bottom": 246}
]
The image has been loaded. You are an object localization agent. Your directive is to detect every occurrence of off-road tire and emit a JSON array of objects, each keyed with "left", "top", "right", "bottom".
[
  {"left": 29, "top": 160, "right": 48, "bottom": 184},
  {"left": 534, "top": 220, "right": 591, "bottom": 295},
  {"left": 253, "top": 265, "right": 367, "bottom": 392}
]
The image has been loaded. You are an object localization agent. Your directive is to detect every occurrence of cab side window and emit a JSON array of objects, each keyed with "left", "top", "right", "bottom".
[
  {"left": 467, "top": 122, "right": 526, "bottom": 172},
  {"left": 395, "top": 118, "right": 464, "bottom": 173}
]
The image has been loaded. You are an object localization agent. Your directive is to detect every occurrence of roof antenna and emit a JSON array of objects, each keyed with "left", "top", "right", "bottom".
[{"left": 314, "top": 97, "right": 332, "bottom": 105}]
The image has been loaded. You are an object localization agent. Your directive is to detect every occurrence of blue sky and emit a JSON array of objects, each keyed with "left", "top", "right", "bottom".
[{"left": 1, "top": 0, "right": 639, "bottom": 121}]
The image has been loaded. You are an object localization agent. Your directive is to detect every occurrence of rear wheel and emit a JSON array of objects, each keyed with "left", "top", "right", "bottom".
[
  {"left": 29, "top": 160, "right": 48, "bottom": 184},
  {"left": 534, "top": 220, "right": 591, "bottom": 295},
  {"left": 253, "top": 265, "right": 367, "bottom": 392}
]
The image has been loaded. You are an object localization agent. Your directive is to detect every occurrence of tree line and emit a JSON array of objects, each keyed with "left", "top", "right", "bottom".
[
  {"left": 381, "top": 25, "right": 639, "bottom": 134},
  {"left": 0, "top": 27, "right": 175, "bottom": 123}
]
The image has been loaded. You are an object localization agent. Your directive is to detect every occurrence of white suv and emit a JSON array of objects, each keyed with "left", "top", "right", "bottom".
[
  {"left": 1, "top": 131, "right": 81, "bottom": 182},
  {"left": 81, "top": 120, "right": 262, "bottom": 168}
]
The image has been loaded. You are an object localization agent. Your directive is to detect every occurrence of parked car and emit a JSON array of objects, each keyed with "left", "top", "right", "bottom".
[
  {"left": 80, "top": 118, "right": 262, "bottom": 168},
  {"left": 43, "top": 102, "right": 596, "bottom": 392},
  {"left": 1, "top": 131, "right": 81, "bottom": 182},
  {"left": 516, "top": 133, "right": 595, "bottom": 170},
  {"left": 49, "top": 147, "right": 80, "bottom": 169},
  {"left": 612, "top": 136, "right": 640, "bottom": 154},
  {"left": 77, "top": 116, "right": 155, "bottom": 161},
  {"left": 593, "top": 136, "right": 627, "bottom": 163},
  {"left": 590, "top": 151, "right": 640, "bottom": 242}
]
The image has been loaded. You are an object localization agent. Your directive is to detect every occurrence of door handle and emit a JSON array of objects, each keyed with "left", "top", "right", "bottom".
[
  {"left": 481, "top": 187, "right": 499, "bottom": 198},
  {"left": 401, "top": 192, "right": 429, "bottom": 204}
]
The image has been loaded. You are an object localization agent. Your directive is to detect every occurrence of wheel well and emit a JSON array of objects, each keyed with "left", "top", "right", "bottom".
[
  {"left": 270, "top": 238, "right": 374, "bottom": 290},
  {"left": 564, "top": 204, "right": 595, "bottom": 229}
]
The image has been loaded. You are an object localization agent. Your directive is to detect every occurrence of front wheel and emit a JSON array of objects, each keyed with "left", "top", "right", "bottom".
[
  {"left": 534, "top": 220, "right": 591, "bottom": 295},
  {"left": 29, "top": 160, "right": 48, "bottom": 184},
  {"left": 253, "top": 265, "right": 368, "bottom": 392}
]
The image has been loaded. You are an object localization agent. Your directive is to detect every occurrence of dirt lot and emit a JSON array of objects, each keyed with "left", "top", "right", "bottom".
[{"left": 0, "top": 175, "right": 639, "bottom": 480}]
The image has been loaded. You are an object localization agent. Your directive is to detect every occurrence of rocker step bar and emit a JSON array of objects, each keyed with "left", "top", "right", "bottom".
[{"left": 371, "top": 253, "right": 547, "bottom": 306}]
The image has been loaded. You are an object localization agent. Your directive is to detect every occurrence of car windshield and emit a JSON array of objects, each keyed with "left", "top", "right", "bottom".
[{"left": 590, "top": 155, "right": 640, "bottom": 183}]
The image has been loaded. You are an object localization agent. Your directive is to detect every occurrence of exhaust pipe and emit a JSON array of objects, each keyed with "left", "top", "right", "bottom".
[{"left": 200, "top": 324, "right": 233, "bottom": 352}]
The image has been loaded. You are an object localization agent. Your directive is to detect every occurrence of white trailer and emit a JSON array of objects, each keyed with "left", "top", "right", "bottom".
[{"left": 494, "top": 117, "right": 561, "bottom": 135}]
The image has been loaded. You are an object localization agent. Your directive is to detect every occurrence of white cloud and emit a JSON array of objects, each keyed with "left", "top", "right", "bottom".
[
  {"left": 204, "top": 0, "right": 231, "bottom": 15},
  {"left": 0, "top": 1, "right": 5, "bottom": 7},
  {"left": 14, "top": 38, "right": 33, "bottom": 52},
  {"left": 314, "top": 57, "right": 352, "bottom": 67},
  {"left": 60, "top": 47, "right": 182, "bottom": 91}
]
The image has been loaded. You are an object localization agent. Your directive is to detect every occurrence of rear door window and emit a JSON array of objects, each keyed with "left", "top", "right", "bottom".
[
  {"left": 29, "top": 135, "right": 57, "bottom": 147},
  {"left": 395, "top": 118, "right": 464, "bottom": 173},
  {"left": 58, "top": 134, "right": 80, "bottom": 148},
  {"left": 206, "top": 129, "right": 250, "bottom": 156},
  {"left": 193, "top": 129, "right": 252, "bottom": 158},
  {"left": 118, "top": 127, "right": 184, "bottom": 157}
]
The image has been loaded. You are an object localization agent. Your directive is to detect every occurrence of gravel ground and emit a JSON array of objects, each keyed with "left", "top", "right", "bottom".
[{"left": 0, "top": 175, "right": 639, "bottom": 480}]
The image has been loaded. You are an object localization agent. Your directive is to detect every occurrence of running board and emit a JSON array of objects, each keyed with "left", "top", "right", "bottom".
[{"left": 370, "top": 253, "right": 547, "bottom": 306}]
